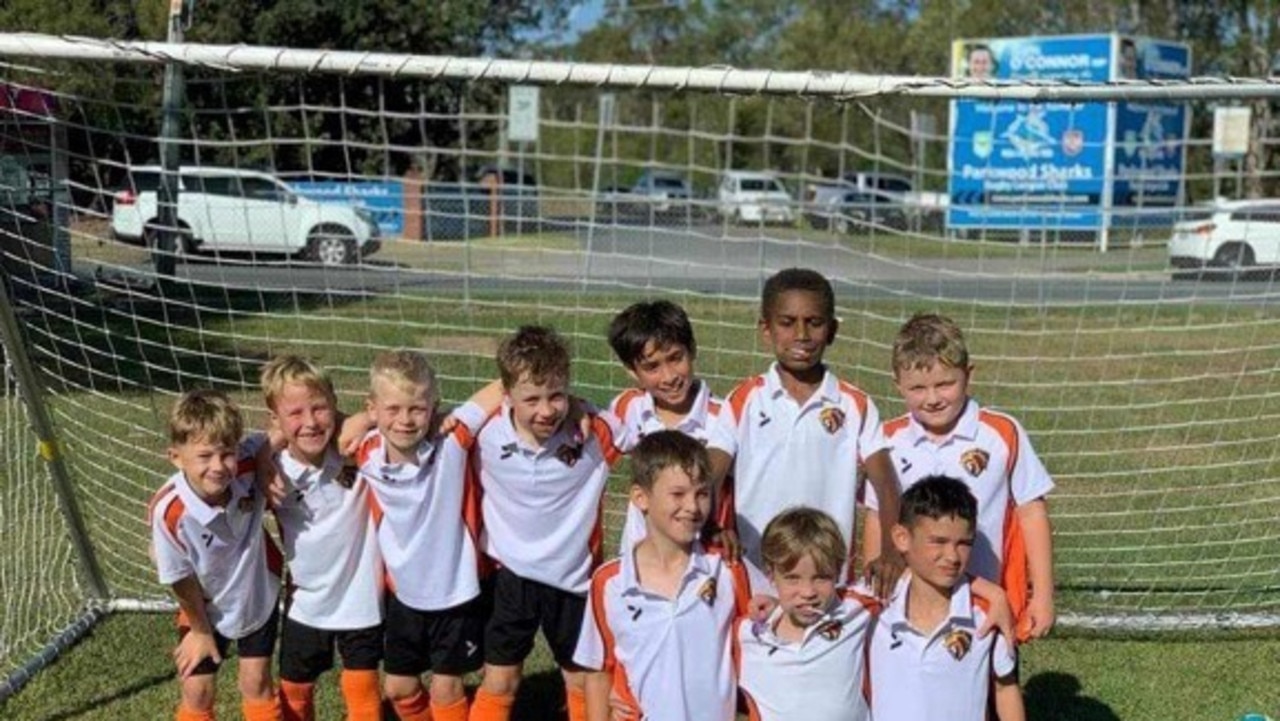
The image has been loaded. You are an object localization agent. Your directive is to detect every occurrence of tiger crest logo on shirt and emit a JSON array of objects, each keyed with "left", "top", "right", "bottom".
[
  {"left": 943, "top": 629, "right": 972, "bottom": 660},
  {"left": 815, "top": 619, "right": 844, "bottom": 641},
  {"left": 960, "top": 448, "right": 990, "bottom": 477},
  {"left": 819, "top": 406, "right": 846, "bottom": 434},
  {"left": 697, "top": 577, "right": 718, "bottom": 606}
]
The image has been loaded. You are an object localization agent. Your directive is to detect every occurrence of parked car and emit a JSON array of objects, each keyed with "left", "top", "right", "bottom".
[
  {"left": 808, "top": 190, "right": 908, "bottom": 233},
  {"left": 717, "top": 171, "right": 793, "bottom": 225},
  {"left": 111, "top": 166, "right": 380, "bottom": 265},
  {"left": 629, "top": 170, "right": 693, "bottom": 214},
  {"left": 1168, "top": 199, "right": 1280, "bottom": 276}
]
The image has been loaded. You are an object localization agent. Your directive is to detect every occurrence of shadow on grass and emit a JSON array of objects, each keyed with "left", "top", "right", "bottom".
[
  {"left": 34, "top": 671, "right": 172, "bottom": 721},
  {"left": 511, "top": 669, "right": 568, "bottom": 721},
  {"left": 1024, "top": 671, "right": 1120, "bottom": 721},
  {"left": 8, "top": 264, "right": 374, "bottom": 397}
]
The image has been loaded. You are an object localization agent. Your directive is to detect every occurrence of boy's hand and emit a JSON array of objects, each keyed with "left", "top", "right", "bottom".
[
  {"left": 865, "top": 548, "right": 906, "bottom": 599},
  {"left": 567, "top": 395, "right": 593, "bottom": 439},
  {"left": 748, "top": 594, "right": 778, "bottom": 622},
  {"left": 976, "top": 590, "right": 1017, "bottom": 642},
  {"left": 703, "top": 525, "right": 742, "bottom": 563},
  {"left": 254, "top": 444, "right": 287, "bottom": 508},
  {"left": 609, "top": 687, "right": 638, "bottom": 721},
  {"left": 337, "top": 410, "right": 375, "bottom": 456},
  {"left": 173, "top": 629, "right": 219, "bottom": 678},
  {"left": 1025, "top": 593, "right": 1055, "bottom": 639}
]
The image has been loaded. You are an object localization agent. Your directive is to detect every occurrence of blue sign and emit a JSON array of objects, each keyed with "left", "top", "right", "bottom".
[
  {"left": 291, "top": 180, "right": 404, "bottom": 236},
  {"left": 947, "top": 34, "right": 1191, "bottom": 233},
  {"left": 1111, "top": 38, "right": 1191, "bottom": 227}
]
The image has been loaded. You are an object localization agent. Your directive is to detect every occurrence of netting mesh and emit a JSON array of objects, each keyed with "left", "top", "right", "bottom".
[{"left": 0, "top": 37, "right": 1277, "bottom": 641}]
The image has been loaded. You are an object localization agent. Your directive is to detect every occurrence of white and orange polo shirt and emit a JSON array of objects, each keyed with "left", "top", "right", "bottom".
[
  {"left": 148, "top": 444, "right": 280, "bottom": 639},
  {"left": 356, "top": 413, "right": 484, "bottom": 612},
  {"left": 874, "top": 399, "right": 1053, "bottom": 604},
  {"left": 867, "top": 575, "right": 1016, "bottom": 721},
  {"left": 574, "top": 544, "right": 753, "bottom": 721},
  {"left": 462, "top": 401, "right": 627, "bottom": 594},
  {"left": 709, "top": 364, "right": 887, "bottom": 574},
  {"left": 273, "top": 446, "right": 383, "bottom": 630},
  {"left": 735, "top": 587, "right": 879, "bottom": 721}
]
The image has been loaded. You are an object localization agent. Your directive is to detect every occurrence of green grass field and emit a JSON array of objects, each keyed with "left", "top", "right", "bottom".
[{"left": 3, "top": 237, "right": 1280, "bottom": 719}]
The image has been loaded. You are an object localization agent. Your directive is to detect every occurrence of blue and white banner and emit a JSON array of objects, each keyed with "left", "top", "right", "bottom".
[
  {"left": 948, "top": 35, "right": 1113, "bottom": 231},
  {"left": 291, "top": 180, "right": 405, "bottom": 236},
  {"left": 1111, "top": 37, "right": 1191, "bottom": 225}
]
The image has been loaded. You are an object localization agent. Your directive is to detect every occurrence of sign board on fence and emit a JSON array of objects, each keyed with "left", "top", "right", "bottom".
[
  {"left": 1212, "top": 106, "right": 1251, "bottom": 158},
  {"left": 291, "top": 180, "right": 404, "bottom": 237},
  {"left": 508, "top": 85, "right": 541, "bottom": 143}
]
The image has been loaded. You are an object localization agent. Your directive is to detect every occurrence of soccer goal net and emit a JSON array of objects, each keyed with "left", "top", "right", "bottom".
[{"left": 1, "top": 33, "right": 1278, "bottom": 690}]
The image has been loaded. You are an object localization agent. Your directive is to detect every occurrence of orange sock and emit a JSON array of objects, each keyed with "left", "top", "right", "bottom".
[
  {"left": 243, "top": 694, "right": 284, "bottom": 721},
  {"left": 467, "top": 688, "right": 515, "bottom": 721},
  {"left": 341, "top": 669, "right": 383, "bottom": 721},
  {"left": 432, "top": 695, "right": 469, "bottom": 721},
  {"left": 391, "top": 688, "right": 433, "bottom": 721},
  {"left": 566, "top": 685, "right": 587, "bottom": 721},
  {"left": 176, "top": 705, "right": 215, "bottom": 721},
  {"left": 279, "top": 680, "right": 314, "bottom": 721}
]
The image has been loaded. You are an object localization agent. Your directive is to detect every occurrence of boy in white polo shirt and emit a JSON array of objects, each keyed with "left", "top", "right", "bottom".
[
  {"left": 148, "top": 389, "right": 283, "bottom": 721},
  {"left": 735, "top": 507, "right": 878, "bottom": 721},
  {"left": 606, "top": 300, "right": 733, "bottom": 553},
  {"left": 354, "top": 350, "right": 488, "bottom": 721},
  {"left": 468, "top": 325, "right": 628, "bottom": 721},
  {"left": 261, "top": 356, "right": 383, "bottom": 721},
  {"left": 866, "top": 312, "right": 1055, "bottom": 643},
  {"left": 708, "top": 267, "right": 902, "bottom": 587},
  {"left": 867, "top": 475, "right": 1024, "bottom": 721},
  {"left": 575, "top": 430, "right": 754, "bottom": 721},
  {"left": 736, "top": 506, "right": 1014, "bottom": 721}
]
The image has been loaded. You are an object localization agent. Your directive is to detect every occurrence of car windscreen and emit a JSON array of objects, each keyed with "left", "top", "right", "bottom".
[
  {"left": 875, "top": 178, "right": 912, "bottom": 193},
  {"left": 652, "top": 177, "right": 686, "bottom": 189},
  {"left": 741, "top": 178, "right": 784, "bottom": 193}
]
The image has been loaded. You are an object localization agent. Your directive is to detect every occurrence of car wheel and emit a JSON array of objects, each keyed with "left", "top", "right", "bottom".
[
  {"left": 144, "top": 223, "right": 195, "bottom": 261},
  {"left": 833, "top": 216, "right": 851, "bottom": 234},
  {"left": 1212, "top": 242, "right": 1255, "bottom": 279},
  {"left": 307, "top": 225, "right": 357, "bottom": 266}
]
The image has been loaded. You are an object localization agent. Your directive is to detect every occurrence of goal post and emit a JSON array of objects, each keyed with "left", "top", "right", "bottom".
[{"left": 0, "top": 34, "right": 1278, "bottom": 694}]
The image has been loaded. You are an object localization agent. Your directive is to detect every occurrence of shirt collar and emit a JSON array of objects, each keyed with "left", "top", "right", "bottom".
[
  {"left": 763, "top": 363, "right": 841, "bottom": 408},
  {"left": 498, "top": 400, "right": 584, "bottom": 456},
  {"left": 173, "top": 470, "right": 254, "bottom": 527},
  {"left": 278, "top": 446, "right": 345, "bottom": 487},
  {"left": 883, "top": 574, "right": 975, "bottom": 636},
  {"left": 638, "top": 378, "right": 711, "bottom": 433},
  {"left": 903, "top": 397, "right": 980, "bottom": 445},
  {"left": 619, "top": 541, "right": 714, "bottom": 597},
  {"left": 369, "top": 430, "right": 438, "bottom": 470},
  {"left": 756, "top": 594, "right": 852, "bottom": 648}
]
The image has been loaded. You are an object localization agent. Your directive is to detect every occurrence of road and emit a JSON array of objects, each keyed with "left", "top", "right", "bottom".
[{"left": 85, "top": 223, "right": 1280, "bottom": 308}]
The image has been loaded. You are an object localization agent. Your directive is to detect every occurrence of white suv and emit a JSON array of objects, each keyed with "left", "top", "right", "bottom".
[
  {"left": 1168, "top": 199, "right": 1280, "bottom": 275},
  {"left": 111, "top": 166, "right": 380, "bottom": 265},
  {"left": 717, "top": 171, "right": 794, "bottom": 225}
]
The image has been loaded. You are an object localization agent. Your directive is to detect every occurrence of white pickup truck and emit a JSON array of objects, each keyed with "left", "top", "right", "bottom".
[{"left": 111, "top": 166, "right": 380, "bottom": 265}]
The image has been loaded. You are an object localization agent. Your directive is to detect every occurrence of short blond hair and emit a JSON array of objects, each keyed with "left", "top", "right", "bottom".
[
  {"left": 260, "top": 354, "right": 335, "bottom": 410},
  {"left": 169, "top": 389, "right": 244, "bottom": 447},
  {"left": 370, "top": 349, "right": 438, "bottom": 400},
  {"left": 760, "top": 507, "right": 847, "bottom": 578},
  {"left": 892, "top": 312, "right": 969, "bottom": 375}
]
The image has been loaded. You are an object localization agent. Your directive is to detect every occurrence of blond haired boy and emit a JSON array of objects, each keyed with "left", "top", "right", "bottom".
[
  {"left": 261, "top": 355, "right": 383, "bottom": 721},
  {"left": 354, "top": 350, "right": 487, "bottom": 721},
  {"left": 148, "top": 389, "right": 283, "bottom": 721},
  {"left": 866, "top": 312, "right": 1055, "bottom": 642}
]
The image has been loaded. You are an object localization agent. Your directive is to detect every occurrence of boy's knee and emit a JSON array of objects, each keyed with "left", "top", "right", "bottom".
[
  {"left": 383, "top": 674, "right": 423, "bottom": 702},
  {"left": 480, "top": 664, "right": 522, "bottom": 697},
  {"left": 237, "top": 659, "right": 276, "bottom": 700},
  {"left": 429, "top": 674, "right": 466, "bottom": 705},
  {"left": 180, "top": 675, "right": 217, "bottom": 711}
]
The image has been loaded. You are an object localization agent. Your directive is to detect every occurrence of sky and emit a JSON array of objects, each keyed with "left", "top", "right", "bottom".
[{"left": 567, "top": 1, "right": 606, "bottom": 41}]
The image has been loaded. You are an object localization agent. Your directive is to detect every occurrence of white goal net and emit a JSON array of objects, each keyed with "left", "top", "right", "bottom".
[{"left": 0, "top": 34, "right": 1278, "bottom": 687}]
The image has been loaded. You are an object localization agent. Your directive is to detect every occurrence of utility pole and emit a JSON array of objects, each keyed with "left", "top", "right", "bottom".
[{"left": 154, "top": 0, "right": 189, "bottom": 278}]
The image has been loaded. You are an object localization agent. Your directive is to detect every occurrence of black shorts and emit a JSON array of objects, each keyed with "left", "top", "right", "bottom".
[
  {"left": 178, "top": 604, "right": 280, "bottom": 677},
  {"left": 484, "top": 567, "right": 586, "bottom": 669},
  {"left": 278, "top": 617, "right": 383, "bottom": 683},
  {"left": 383, "top": 592, "right": 486, "bottom": 677}
]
